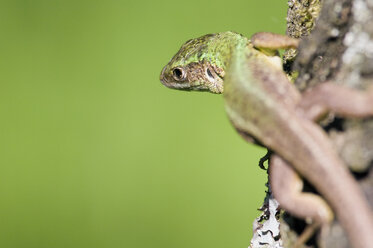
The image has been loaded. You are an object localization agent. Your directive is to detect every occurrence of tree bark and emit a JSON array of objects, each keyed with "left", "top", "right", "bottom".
[{"left": 283, "top": 0, "right": 373, "bottom": 247}]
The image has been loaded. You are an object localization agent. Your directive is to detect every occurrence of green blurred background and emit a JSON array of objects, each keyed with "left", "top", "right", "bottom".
[{"left": 1, "top": 1, "right": 287, "bottom": 247}]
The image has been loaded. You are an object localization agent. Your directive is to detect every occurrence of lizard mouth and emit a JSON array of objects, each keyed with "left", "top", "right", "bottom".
[
  {"left": 161, "top": 80, "right": 192, "bottom": 91},
  {"left": 160, "top": 77, "right": 209, "bottom": 92}
]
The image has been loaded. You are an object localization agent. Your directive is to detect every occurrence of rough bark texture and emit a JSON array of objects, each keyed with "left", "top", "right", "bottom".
[{"left": 282, "top": 0, "right": 373, "bottom": 247}]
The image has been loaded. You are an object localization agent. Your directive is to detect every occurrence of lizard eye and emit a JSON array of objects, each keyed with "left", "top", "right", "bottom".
[{"left": 172, "top": 67, "right": 186, "bottom": 81}]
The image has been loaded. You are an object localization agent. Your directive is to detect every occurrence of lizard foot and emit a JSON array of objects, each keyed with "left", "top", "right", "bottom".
[
  {"left": 292, "top": 221, "right": 329, "bottom": 248},
  {"left": 269, "top": 155, "right": 333, "bottom": 247}
]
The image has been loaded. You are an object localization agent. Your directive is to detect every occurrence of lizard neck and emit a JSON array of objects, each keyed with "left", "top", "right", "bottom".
[{"left": 206, "top": 32, "right": 249, "bottom": 72}]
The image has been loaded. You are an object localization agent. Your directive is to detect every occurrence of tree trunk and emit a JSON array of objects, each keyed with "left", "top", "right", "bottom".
[{"left": 283, "top": 0, "right": 373, "bottom": 247}]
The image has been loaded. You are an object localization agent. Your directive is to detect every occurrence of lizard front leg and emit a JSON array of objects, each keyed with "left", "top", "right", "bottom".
[
  {"left": 269, "top": 154, "right": 333, "bottom": 247},
  {"left": 250, "top": 33, "right": 373, "bottom": 121},
  {"left": 251, "top": 32, "right": 299, "bottom": 51}
]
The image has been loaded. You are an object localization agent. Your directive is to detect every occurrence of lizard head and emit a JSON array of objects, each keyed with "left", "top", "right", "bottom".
[{"left": 160, "top": 33, "right": 228, "bottom": 94}]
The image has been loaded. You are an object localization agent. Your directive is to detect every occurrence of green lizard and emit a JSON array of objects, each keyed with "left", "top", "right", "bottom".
[{"left": 159, "top": 31, "right": 373, "bottom": 247}]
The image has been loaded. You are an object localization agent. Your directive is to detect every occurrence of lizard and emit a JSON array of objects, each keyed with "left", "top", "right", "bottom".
[{"left": 159, "top": 31, "right": 373, "bottom": 247}]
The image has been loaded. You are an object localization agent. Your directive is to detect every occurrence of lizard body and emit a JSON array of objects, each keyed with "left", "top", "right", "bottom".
[{"left": 160, "top": 31, "right": 373, "bottom": 247}]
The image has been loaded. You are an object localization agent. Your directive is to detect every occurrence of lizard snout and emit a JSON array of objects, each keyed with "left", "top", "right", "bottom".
[{"left": 159, "top": 65, "right": 169, "bottom": 85}]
